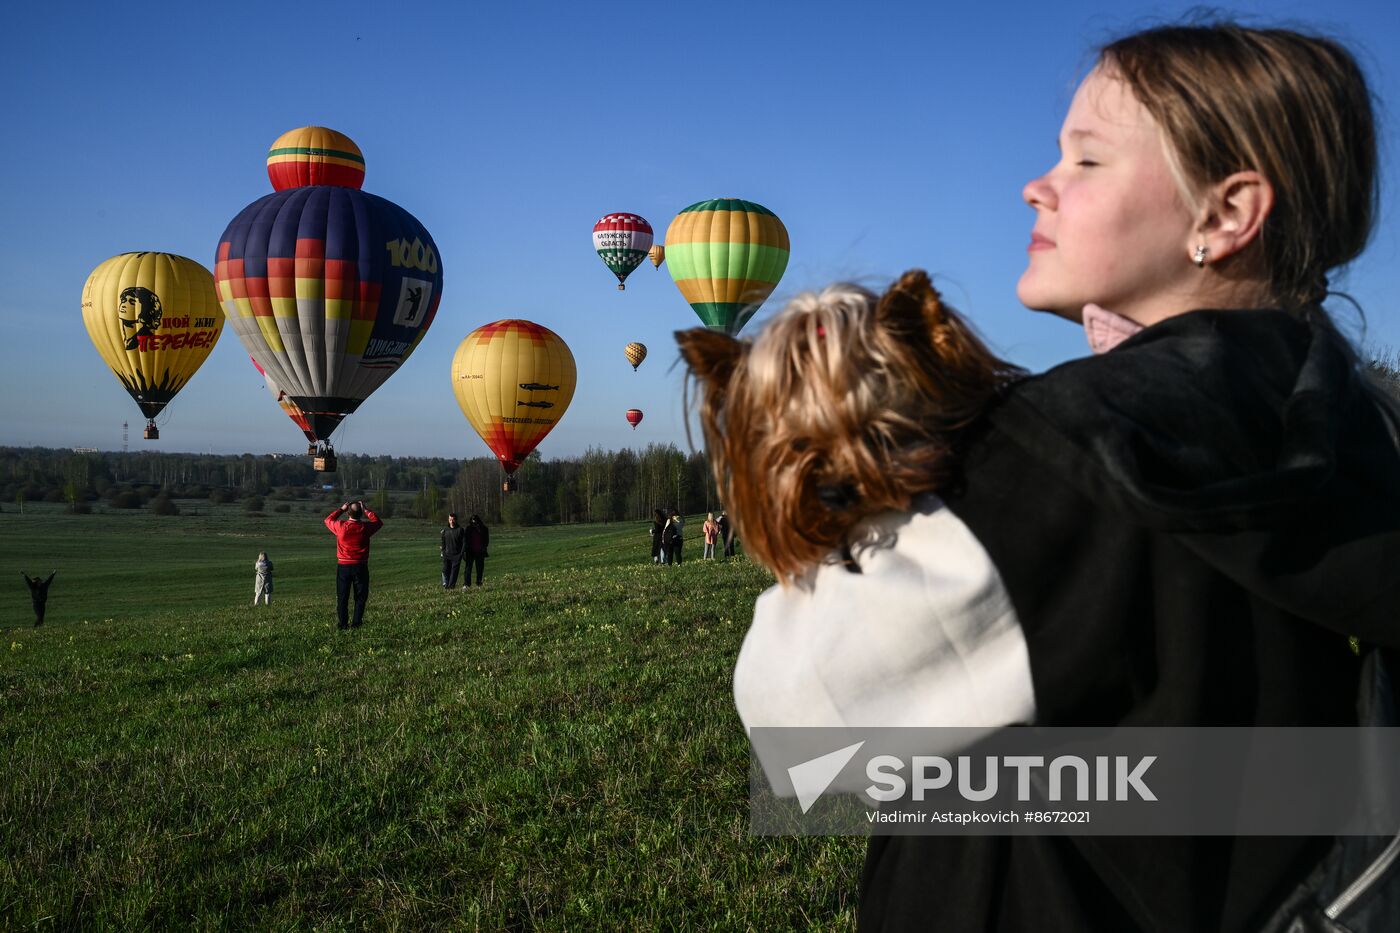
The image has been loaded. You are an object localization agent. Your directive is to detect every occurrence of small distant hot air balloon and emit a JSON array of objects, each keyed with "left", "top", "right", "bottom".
[
  {"left": 648, "top": 244, "right": 665, "bottom": 269},
  {"left": 665, "top": 198, "right": 789, "bottom": 336},
  {"left": 217, "top": 127, "right": 442, "bottom": 471},
  {"left": 82, "top": 252, "right": 224, "bottom": 440},
  {"left": 626, "top": 409, "right": 644, "bottom": 430},
  {"left": 593, "top": 213, "right": 653, "bottom": 290},
  {"left": 624, "top": 342, "right": 647, "bottom": 371},
  {"left": 451, "top": 320, "right": 577, "bottom": 483},
  {"left": 266, "top": 126, "right": 365, "bottom": 191}
]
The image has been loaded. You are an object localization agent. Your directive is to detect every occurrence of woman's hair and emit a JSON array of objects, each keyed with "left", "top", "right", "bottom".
[
  {"left": 257, "top": 551, "right": 267, "bottom": 561},
  {"left": 678, "top": 270, "right": 1022, "bottom": 583},
  {"left": 1099, "top": 22, "right": 1377, "bottom": 311},
  {"left": 654, "top": 509, "right": 665, "bottom": 523}
]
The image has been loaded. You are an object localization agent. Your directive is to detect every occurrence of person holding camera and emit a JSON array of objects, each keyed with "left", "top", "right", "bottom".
[{"left": 324, "top": 500, "right": 383, "bottom": 630}]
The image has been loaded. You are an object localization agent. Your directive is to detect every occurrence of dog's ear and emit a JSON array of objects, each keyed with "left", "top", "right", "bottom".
[
  {"left": 675, "top": 328, "right": 744, "bottom": 389},
  {"left": 875, "top": 269, "right": 945, "bottom": 336}
]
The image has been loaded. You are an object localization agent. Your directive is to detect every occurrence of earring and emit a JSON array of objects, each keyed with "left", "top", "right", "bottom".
[{"left": 1193, "top": 245, "right": 1209, "bottom": 267}]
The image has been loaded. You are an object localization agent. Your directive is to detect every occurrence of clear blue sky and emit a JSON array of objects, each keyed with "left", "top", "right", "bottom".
[{"left": 3, "top": 0, "right": 1397, "bottom": 460}]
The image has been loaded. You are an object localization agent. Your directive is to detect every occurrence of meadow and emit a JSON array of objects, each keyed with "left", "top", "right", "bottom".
[{"left": 0, "top": 504, "right": 863, "bottom": 930}]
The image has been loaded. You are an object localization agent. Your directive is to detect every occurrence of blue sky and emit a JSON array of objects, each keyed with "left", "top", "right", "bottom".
[{"left": 3, "top": 0, "right": 1397, "bottom": 460}]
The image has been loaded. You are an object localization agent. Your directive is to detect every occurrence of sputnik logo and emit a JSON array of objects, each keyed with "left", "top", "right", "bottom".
[{"left": 787, "top": 741, "right": 865, "bottom": 814}]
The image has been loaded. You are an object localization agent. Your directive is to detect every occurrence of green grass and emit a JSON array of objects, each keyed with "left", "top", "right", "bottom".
[{"left": 0, "top": 507, "right": 863, "bottom": 929}]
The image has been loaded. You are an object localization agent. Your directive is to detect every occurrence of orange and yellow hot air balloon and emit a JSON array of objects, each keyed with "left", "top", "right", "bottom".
[
  {"left": 451, "top": 320, "right": 576, "bottom": 476},
  {"left": 81, "top": 252, "right": 224, "bottom": 439}
]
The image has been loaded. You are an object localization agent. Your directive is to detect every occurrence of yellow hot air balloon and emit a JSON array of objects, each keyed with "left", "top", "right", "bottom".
[
  {"left": 81, "top": 252, "right": 224, "bottom": 439},
  {"left": 451, "top": 320, "right": 576, "bottom": 477},
  {"left": 648, "top": 244, "right": 665, "bottom": 268},
  {"left": 624, "top": 342, "right": 647, "bottom": 371}
]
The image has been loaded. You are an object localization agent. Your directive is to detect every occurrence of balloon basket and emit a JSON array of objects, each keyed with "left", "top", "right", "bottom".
[
  {"left": 314, "top": 453, "right": 337, "bottom": 473},
  {"left": 143, "top": 422, "right": 159, "bottom": 440},
  {"left": 502, "top": 478, "right": 516, "bottom": 493}
]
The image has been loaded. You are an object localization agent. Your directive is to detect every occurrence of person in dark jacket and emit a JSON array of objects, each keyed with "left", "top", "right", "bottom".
[
  {"left": 22, "top": 571, "right": 56, "bottom": 626},
  {"left": 662, "top": 511, "right": 684, "bottom": 565},
  {"left": 440, "top": 512, "right": 467, "bottom": 589},
  {"left": 325, "top": 500, "right": 383, "bottom": 629},
  {"left": 857, "top": 22, "right": 1400, "bottom": 933},
  {"left": 650, "top": 508, "right": 667, "bottom": 564},
  {"left": 716, "top": 510, "right": 736, "bottom": 558},
  {"left": 463, "top": 514, "right": 489, "bottom": 586}
]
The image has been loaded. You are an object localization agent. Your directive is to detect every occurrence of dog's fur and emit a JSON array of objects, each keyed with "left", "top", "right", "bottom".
[{"left": 677, "top": 270, "right": 1021, "bottom": 583}]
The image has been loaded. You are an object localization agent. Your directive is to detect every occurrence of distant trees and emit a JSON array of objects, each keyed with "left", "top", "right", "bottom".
[{"left": 0, "top": 441, "right": 723, "bottom": 526}]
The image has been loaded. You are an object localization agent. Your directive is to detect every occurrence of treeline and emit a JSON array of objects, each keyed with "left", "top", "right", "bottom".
[{"left": 0, "top": 444, "right": 718, "bottom": 527}]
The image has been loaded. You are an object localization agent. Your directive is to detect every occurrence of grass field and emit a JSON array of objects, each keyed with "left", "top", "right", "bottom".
[{"left": 0, "top": 505, "right": 864, "bottom": 929}]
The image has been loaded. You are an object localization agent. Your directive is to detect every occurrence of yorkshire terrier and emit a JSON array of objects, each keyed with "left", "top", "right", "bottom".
[{"left": 677, "top": 269, "right": 1022, "bottom": 583}]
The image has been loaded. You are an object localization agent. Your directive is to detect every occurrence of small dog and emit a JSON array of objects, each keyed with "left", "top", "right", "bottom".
[{"left": 676, "top": 270, "right": 1021, "bottom": 583}]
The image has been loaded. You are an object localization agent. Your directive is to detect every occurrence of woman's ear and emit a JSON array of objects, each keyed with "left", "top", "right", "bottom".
[
  {"left": 675, "top": 328, "right": 744, "bottom": 387},
  {"left": 1193, "top": 170, "right": 1274, "bottom": 263}
]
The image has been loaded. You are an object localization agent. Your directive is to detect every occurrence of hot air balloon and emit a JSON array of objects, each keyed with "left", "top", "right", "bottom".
[
  {"left": 648, "top": 244, "right": 665, "bottom": 269},
  {"left": 81, "top": 252, "right": 224, "bottom": 440},
  {"left": 665, "top": 198, "right": 789, "bottom": 336},
  {"left": 624, "top": 342, "right": 647, "bottom": 371},
  {"left": 266, "top": 126, "right": 365, "bottom": 191},
  {"left": 216, "top": 128, "right": 442, "bottom": 471},
  {"left": 593, "top": 213, "right": 653, "bottom": 290},
  {"left": 451, "top": 320, "right": 576, "bottom": 482},
  {"left": 626, "top": 409, "right": 643, "bottom": 430},
  {"left": 250, "top": 355, "right": 317, "bottom": 452}
]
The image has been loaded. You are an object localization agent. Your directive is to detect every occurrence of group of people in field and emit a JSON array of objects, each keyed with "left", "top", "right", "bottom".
[
  {"left": 675, "top": 20, "right": 1400, "bottom": 932},
  {"left": 246, "top": 503, "right": 490, "bottom": 630},
  {"left": 648, "top": 509, "right": 736, "bottom": 565}
]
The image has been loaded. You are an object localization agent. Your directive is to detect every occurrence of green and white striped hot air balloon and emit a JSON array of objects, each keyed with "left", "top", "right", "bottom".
[{"left": 664, "top": 198, "right": 789, "bottom": 336}]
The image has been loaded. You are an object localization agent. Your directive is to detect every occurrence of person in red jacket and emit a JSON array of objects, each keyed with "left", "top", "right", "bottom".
[{"left": 324, "top": 500, "right": 383, "bottom": 630}]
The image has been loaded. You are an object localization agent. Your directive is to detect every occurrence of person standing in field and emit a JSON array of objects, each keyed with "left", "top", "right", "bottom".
[
  {"left": 702, "top": 512, "right": 720, "bottom": 559},
  {"left": 440, "top": 512, "right": 466, "bottom": 589},
  {"left": 463, "top": 514, "right": 490, "bottom": 587},
  {"left": 324, "top": 500, "right": 382, "bottom": 629},
  {"left": 717, "top": 510, "right": 736, "bottom": 558},
  {"left": 253, "top": 551, "right": 273, "bottom": 606},
  {"left": 21, "top": 571, "right": 56, "bottom": 626},
  {"left": 664, "top": 511, "right": 685, "bottom": 565},
  {"left": 650, "top": 508, "right": 667, "bottom": 564}
]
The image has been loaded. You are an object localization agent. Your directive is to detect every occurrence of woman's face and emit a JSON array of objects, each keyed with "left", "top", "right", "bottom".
[{"left": 1017, "top": 67, "right": 1200, "bottom": 326}]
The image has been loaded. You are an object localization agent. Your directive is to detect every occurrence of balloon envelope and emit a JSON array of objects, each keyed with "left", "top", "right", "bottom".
[
  {"left": 451, "top": 320, "right": 576, "bottom": 473},
  {"left": 624, "top": 342, "right": 647, "bottom": 370},
  {"left": 215, "top": 185, "right": 443, "bottom": 442},
  {"left": 626, "top": 408, "right": 643, "bottom": 429},
  {"left": 250, "top": 355, "right": 316, "bottom": 444},
  {"left": 267, "top": 126, "right": 365, "bottom": 191},
  {"left": 81, "top": 252, "right": 224, "bottom": 424},
  {"left": 648, "top": 244, "right": 665, "bottom": 268},
  {"left": 665, "top": 198, "right": 789, "bottom": 336},
  {"left": 593, "top": 213, "right": 653, "bottom": 290}
]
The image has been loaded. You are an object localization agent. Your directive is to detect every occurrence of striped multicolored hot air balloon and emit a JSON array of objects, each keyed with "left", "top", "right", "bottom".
[
  {"left": 624, "top": 342, "right": 647, "bottom": 371},
  {"left": 626, "top": 408, "right": 643, "bottom": 430},
  {"left": 593, "top": 213, "right": 653, "bottom": 290},
  {"left": 665, "top": 198, "right": 789, "bottom": 336},
  {"left": 216, "top": 162, "right": 442, "bottom": 450},
  {"left": 81, "top": 252, "right": 224, "bottom": 439},
  {"left": 266, "top": 126, "right": 365, "bottom": 191},
  {"left": 250, "top": 355, "right": 316, "bottom": 447},
  {"left": 451, "top": 320, "right": 577, "bottom": 474}
]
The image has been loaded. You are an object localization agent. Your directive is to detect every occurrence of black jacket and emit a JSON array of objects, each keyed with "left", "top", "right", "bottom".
[
  {"left": 441, "top": 525, "right": 467, "bottom": 559},
  {"left": 466, "top": 521, "right": 489, "bottom": 557},
  {"left": 860, "top": 310, "right": 1400, "bottom": 932}
]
